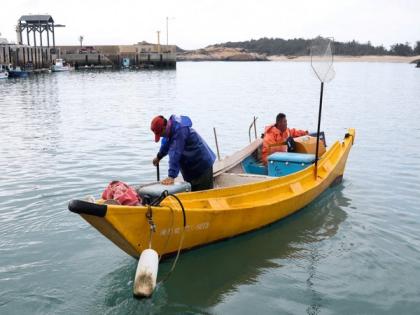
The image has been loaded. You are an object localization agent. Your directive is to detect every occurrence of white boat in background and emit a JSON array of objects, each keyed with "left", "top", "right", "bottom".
[
  {"left": 0, "top": 65, "right": 8, "bottom": 79},
  {"left": 51, "top": 59, "right": 72, "bottom": 72}
]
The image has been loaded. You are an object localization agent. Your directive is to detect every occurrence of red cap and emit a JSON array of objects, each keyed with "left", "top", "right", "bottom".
[{"left": 151, "top": 116, "right": 165, "bottom": 142}]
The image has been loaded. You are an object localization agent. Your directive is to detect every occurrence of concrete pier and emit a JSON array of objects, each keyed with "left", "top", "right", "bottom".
[
  {"left": 1, "top": 14, "right": 175, "bottom": 72},
  {"left": 58, "top": 43, "right": 176, "bottom": 69},
  {"left": 0, "top": 44, "right": 56, "bottom": 70},
  {"left": 0, "top": 42, "right": 176, "bottom": 71}
]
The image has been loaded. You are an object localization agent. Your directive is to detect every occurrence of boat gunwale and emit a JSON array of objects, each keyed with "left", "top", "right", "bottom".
[{"left": 100, "top": 129, "right": 354, "bottom": 213}]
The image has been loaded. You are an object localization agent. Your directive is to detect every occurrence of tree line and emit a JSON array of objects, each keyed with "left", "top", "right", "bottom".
[{"left": 214, "top": 38, "right": 420, "bottom": 56}]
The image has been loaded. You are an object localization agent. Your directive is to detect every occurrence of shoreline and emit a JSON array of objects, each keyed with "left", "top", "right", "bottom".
[
  {"left": 177, "top": 46, "right": 420, "bottom": 63},
  {"left": 268, "top": 55, "right": 420, "bottom": 63}
]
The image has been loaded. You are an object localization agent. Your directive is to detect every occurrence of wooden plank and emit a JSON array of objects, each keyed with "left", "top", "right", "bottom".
[{"left": 213, "top": 139, "right": 262, "bottom": 176}]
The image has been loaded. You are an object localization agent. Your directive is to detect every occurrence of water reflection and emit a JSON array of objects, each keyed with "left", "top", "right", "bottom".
[
  {"left": 88, "top": 186, "right": 350, "bottom": 314},
  {"left": 3, "top": 61, "right": 418, "bottom": 314}
]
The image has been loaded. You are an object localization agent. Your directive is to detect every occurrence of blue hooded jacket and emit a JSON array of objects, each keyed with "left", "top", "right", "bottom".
[{"left": 157, "top": 115, "right": 216, "bottom": 182}]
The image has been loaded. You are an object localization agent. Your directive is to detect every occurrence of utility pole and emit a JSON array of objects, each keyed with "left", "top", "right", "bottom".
[
  {"left": 166, "top": 17, "right": 175, "bottom": 52},
  {"left": 157, "top": 31, "right": 161, "bottom": 53},
  {"left": 166, "top": 17, "right": 168, "bottom": 48}
]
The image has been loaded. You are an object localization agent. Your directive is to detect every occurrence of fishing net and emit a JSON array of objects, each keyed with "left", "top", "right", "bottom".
[{"left": 310, "top": 37, "right": 335, "bottom": 83}]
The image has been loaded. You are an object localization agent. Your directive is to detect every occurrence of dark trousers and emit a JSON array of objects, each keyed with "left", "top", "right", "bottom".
[{"left": 190, "top": 166, "right": 214, "bottom": 192}]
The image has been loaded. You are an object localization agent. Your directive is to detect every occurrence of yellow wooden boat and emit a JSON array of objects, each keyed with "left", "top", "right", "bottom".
[{"left": 68, "top": 129, "right": 355, "bottom": 258}]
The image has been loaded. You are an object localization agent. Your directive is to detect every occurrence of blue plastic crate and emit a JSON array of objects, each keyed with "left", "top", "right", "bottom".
[
  {"left": 267, "top": 152, "right": 315, "bottom": 177},
  {"left": 242, "top": 155, "right": 268, "bottom": 175}
]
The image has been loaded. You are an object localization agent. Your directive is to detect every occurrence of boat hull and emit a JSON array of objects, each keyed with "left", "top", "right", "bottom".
[
  {"left": 51, "top": 67, "right": 71, "bottom": 72},
  {"left": 8, "top": 71, "right": 29, "bottom": 78},
  {"left": 70, "top": 129, "right": 355, "bottom": 258}
]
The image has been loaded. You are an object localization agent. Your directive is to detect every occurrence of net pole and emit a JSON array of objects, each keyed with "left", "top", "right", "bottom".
[{"left": 314, "top": 81, "right": 324, "bottom": 179}]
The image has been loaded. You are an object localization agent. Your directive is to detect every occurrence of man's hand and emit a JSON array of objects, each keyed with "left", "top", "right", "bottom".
[
  {"left": 161, "top": 177, "right": 175, "bottom": 185},
  {"left": 153, "top": 157, "right": 160, "bottom": 166}
]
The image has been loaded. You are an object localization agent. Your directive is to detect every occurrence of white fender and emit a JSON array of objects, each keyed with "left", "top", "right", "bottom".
[{"left": 133, "top": 249, "right": 159, "bottom": 298}]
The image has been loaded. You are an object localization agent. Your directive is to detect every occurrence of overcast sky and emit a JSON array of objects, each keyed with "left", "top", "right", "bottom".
[{"left": 0, "top": 0, "right": 418, "bottom": 49}]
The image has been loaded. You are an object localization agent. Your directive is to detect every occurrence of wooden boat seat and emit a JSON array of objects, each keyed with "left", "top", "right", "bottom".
[{"left": 214, "top": 172, "right": 271, "bottom": 188}]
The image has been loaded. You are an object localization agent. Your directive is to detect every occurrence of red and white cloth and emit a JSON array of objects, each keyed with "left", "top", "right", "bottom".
[{"left": 101, "top": 181, "right": 140, "bottom": 206}]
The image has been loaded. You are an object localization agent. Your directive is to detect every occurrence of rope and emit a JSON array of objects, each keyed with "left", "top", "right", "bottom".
[
  {"left": 159, "top": 205, "right": 174, "bottom": 263},
  {"left": 157, "top": 193, "right": 186, "bottom": 284},
  {"left": 145, "top": 205, "right": 156, "bottom": 248},
  {"left": 144, "top": 190, "right": 187, "bottom": 285}
]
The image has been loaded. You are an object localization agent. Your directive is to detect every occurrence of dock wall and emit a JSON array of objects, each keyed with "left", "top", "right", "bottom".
[
  {"left": 58, "top": 44, "right": 176, "bottom": 69},
  {"left": 0, "top": 43, "right": 176, "bottom": 70},
  {"left": 0, "top": 44, "right": 57, "bottom": 69}
]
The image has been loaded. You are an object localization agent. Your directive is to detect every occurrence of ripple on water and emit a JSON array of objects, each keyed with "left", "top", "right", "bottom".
[{"left": 1, "top": 63, "right": 420, "bottom": 314}]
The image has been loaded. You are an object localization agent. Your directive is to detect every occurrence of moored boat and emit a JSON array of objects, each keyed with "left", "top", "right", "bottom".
[
  {"left": 7, "top": 65, "right": 29, "bottom": 78},
  {"left": 68, "top": 128, "right": 355, "bottom": 258},
  {"left": 51, "top": 59, "right": 72, "bottom": 72},
  {"left": 0, "top": 65, "right": 8, "bottom": 79}
]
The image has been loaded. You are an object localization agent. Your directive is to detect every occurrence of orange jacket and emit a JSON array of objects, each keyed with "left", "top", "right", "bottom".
[{"left": 262, "top": 126, "right": 308, "bottom": 164}]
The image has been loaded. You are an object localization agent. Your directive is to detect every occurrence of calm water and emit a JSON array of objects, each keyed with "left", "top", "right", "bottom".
[{"left": 1, "top": 62, "right": 420, "bottom": 314}]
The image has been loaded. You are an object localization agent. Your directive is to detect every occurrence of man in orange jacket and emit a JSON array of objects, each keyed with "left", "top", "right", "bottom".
[{"left": 262, "top": 113, "right": 308, "bottom": 165}]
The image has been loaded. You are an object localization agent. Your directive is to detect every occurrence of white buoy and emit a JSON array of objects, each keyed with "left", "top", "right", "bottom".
[{"left": 133, "top": 249, "right": 159, "bottom": 298}]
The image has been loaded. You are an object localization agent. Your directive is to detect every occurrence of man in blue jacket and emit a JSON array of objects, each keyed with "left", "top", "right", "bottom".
[{"left": 151, "top": 115, "right": 216, "bottom": 191}]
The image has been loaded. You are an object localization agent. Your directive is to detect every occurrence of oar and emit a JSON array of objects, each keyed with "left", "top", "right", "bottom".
[{"left": 156, "top": 163, "right": 160, "bottom": 182}]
